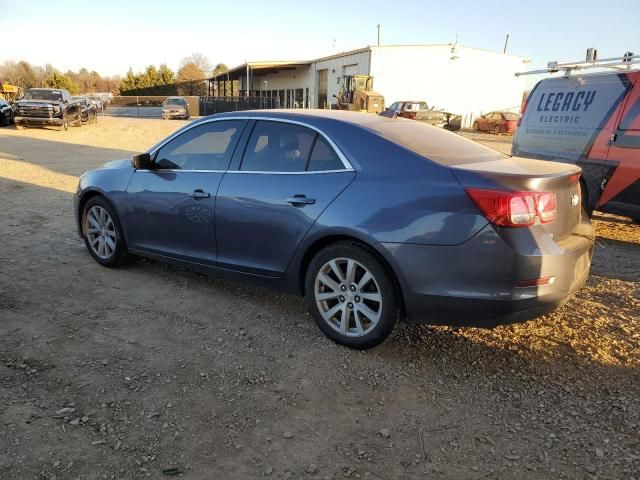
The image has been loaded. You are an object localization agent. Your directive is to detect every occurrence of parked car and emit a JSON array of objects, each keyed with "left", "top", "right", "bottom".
[
  {"left": 87, "top": 95, "right": 103, "bottom": 111},
  {"left": 162, "top": 97, "right": 190, "bottom": 119},
  {"left": 380, "top": 101, "right": 461, "bottom": 130},
  {"left": 14, "top": 88, "right": 82, "bottom": 131},
  {"left": 473, "top": 111, "right": 518, "bottom": 134},
  {"left": 513, "top": 69, "right": 639, "bottom": 221},
  {"left": 0, "top": 98, "right": 14, "bottom": 126},
  {"left": 72, "top": 96, "right": 98, "bottom": 124},
  {"left": 74, "top": 111, "right": 593, "bottom": 349}
]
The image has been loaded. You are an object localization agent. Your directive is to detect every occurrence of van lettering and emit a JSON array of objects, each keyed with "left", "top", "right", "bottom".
[
  {"left": 562, "top": 92, "right": 574, "bottom": 112},
  {"left": 583, "top": 91, "right": 596, "bottom": 111},
  {"left": 572, "top": 91, "right": 586, "bottom": 111},
  {"left": 552, "top": 92, "right": 564, "bottom": 111},
  {"left": 537, "top": 94, "right": 546, "bottom": 111},
  {"left": 544, "top": 93, "right": 555, "bottom": 111}
]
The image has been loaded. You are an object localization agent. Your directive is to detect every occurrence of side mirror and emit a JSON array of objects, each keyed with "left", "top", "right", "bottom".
[{"left": 132, "top": 152, "right": 153, "bottom": 170}]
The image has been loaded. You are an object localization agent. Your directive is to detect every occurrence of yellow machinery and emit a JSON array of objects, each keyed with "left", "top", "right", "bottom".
[
  {"left": 0, "top": 83, "right": 22, "bottom": 101},
  {"left": 336, "top": 75, "right": 384, "bottom": 113}
]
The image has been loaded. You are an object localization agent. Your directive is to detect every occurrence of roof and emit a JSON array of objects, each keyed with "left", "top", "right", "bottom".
[
  {"left": 209, "top": 61, "right": 311, "bottom": 80},
  {"left": 198, "top": 109, "right": 506, "bottom": 167},
  {"left": 209, "top": 44, "right": 529, "bottom": 80}
]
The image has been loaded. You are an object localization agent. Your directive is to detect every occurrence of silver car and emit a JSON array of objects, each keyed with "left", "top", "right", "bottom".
[{"left": 162, "top": 97, "right": 190, "bottom": 120}]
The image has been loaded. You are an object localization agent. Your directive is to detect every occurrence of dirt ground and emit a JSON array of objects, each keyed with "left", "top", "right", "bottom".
[{"left": 0, "top": 117, "right": 638, "bottom": 480}]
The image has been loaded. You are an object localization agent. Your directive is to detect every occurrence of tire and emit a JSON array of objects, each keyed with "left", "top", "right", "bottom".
[
  {"left": 494, "top": 125, "right": 501, "bottom": 135},
  {"left": 304, "top": 242, "right": 399, "bottom": 349},
  {"left": 59, "top": 116, "right": 69, "bottom": 131},
  {"left": 472, "top": 122, "right": 479, "bottom": 131},
  {"left": 82, "top": 196, "right": 130, "bottom": 267}
]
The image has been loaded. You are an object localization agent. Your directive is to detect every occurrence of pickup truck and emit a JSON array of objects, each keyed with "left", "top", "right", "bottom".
[
  {"left": 379, "top": 100, "right": 462, "bottom": 131},
  {"left": 14, "top": 88, "right": 82, "bottom": 131}
]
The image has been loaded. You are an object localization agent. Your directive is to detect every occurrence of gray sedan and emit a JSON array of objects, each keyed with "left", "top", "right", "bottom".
[{"left": 74, "top": 110, "right": 593, "bottom": 349}]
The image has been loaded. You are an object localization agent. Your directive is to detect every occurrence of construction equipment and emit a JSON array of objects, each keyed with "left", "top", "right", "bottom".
[
  {"left": 335, "top": 75, "right": 384, "bottom": 113},
  {"left": 0, "top": 83, "right": 23, "bottom": 102},
  {"left": 516, "top": 50, "right": 638, "bottom": 77}
]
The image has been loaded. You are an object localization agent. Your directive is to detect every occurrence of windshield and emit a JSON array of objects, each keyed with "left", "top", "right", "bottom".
[
  {"left": 24, "top": 89, "right": 62, "bottom": 101},
  {"left": 165, "top": 98, "right": 185, "bottom": 105},
  {"left": 503, "top": 112, "right": 518, "bottom": 120}
]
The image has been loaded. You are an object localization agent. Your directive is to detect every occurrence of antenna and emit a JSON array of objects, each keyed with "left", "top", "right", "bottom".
[{"left": 377, "top": 24, "right": 380, "bottom": 47}]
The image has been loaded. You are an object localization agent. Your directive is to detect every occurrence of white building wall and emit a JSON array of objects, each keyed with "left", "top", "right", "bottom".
[
  {"left": 369, "top": 45, "right": 528, "bottom": 127},
  {"left": 311, "top": 50, "right": 371, "bottom": 108}
]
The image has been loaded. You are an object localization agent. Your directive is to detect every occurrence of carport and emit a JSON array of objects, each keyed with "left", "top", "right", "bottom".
[{"left": 207, "top": 61, "right": 312, "bottom": 108}]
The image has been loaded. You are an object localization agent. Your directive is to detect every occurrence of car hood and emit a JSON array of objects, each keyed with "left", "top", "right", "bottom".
[
  {"left": 102, "top": 158, "right": 132, "bottom": 169},
  {"left": 16, "top": 99, "right": 63, "bottom": 107}
]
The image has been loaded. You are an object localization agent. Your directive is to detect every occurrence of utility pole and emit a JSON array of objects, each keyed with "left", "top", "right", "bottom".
[
  {"left": 503, "top": 33, "right": 510, "bottom": 54},
  {"left": 377, "top": 24, "right": 381, "bottom": 46}
]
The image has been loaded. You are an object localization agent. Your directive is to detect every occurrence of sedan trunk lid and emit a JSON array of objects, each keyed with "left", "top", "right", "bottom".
[{"left": 451, "top": 156, "right": 582, "bottom": 241}]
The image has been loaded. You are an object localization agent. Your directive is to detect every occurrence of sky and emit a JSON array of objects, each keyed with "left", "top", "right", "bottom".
[{"left": 1, "top": 0, "right": 638, "bottom": 84}]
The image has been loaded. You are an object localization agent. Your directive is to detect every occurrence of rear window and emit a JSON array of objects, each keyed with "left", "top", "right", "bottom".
[
  {"left": 366, "top": 118, "right": 507, "bottom": 165},
  {"left": 503, "top": 112, "right": 518, "bottom": 120},
  {"left": 404, "top": 102, "right": 428, "bottom": 111}
]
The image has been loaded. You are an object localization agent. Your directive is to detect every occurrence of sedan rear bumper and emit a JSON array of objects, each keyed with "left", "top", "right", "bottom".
[{"left": 380, "top": 217, "right": 594, "bottom": 327}]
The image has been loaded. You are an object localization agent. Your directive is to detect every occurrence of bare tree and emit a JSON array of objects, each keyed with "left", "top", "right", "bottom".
[{"left": 180, "top": 53, "right": 212, "bottom": 77}]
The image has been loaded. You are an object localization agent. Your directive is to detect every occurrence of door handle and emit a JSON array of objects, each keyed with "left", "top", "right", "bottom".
[
  {"left": 190, "top": 189, "right": 210, "bottom": 199},
  {"left": 286, "top": 194, "right": 315, "bottom": 207}
]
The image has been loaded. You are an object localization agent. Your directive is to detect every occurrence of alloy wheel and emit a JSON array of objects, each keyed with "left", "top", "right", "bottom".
[
  {"left": 314, "top": 257, "right": 382, "bottom": 337},
  {"left": 85, "top": 205, "right": 117, "bottom": 260}
]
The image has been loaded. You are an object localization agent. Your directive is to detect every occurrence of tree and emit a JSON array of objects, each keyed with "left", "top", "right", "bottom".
[
  {"left": 176, "top": 62, "right": 207, "bottom": 96},
  {"left": 176, "top": 62, "right": 205, "bottom": 83},
  {"left": 45, "top": 71, "right": 79, "bottom": 93},
  {"left": 180, "top": 53, "right": 211, "bottom": 76},
  {"left": 158, "top": 63, "right": 175, "bottom": 85},
  {"left": 212, "top": 63, "right": 228, "bottom": 75}
]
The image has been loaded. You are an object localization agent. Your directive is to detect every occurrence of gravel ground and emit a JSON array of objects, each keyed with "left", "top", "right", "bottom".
[{"left": 0, "top": 118, "right": 638, "bottom": 480}]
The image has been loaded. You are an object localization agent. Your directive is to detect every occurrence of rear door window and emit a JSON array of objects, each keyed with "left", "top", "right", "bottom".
[{"left": 241, "top": 121, "right": 315, "bottom": 172}]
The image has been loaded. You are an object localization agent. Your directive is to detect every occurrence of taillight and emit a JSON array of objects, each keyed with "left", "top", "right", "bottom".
[
  {"left": 465, "top": 188, "right": 557, "bottom": 227},
  {"left": 517, "top": 99, "right": 528, "bottom": 127}
]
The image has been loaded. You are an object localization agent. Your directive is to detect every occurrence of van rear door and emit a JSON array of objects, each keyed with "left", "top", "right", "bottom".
[{"left": 512, "top": 73, "right": 633, "bottom": 212}]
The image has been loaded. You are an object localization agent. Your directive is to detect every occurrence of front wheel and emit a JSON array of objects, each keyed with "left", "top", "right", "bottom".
[
  {"left": 82, "top": 196, "right": 130, "bottom": 267},
  {"left": 59, "top": 116, "right": 69, "bottom": 131},
  {"left": 305, "top": 242, "right": 399, "bottom": 349},
  {"left": 472, "top": 122, "right": 479, "bottom": 131}
]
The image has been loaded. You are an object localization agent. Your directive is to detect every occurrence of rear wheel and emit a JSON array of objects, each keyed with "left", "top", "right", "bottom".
[
  {"left": 82, "top": 196, "right": 130, "bottom": 267},
  {"left": 494, "top": 125, "right": 502, "bottom": 135},
  {"left": 305, "top": 242, "right": 399, "bottom": 349}
]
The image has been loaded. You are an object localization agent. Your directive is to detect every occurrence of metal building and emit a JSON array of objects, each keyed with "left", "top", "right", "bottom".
[{"left": 207, "top": 44, "right": 529, "bottom": 127}]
